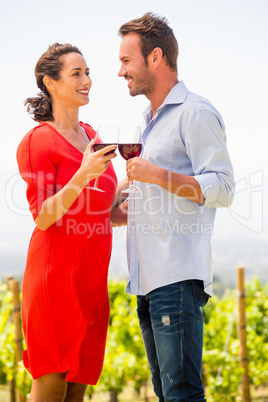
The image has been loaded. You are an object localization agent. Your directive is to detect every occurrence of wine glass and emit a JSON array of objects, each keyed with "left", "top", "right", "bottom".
[
  {"left": 86, "top": 123, "right": 118, "bottom": 192},
  {"left": 118, "top": 126, "right": 142, "bottom": 193}
]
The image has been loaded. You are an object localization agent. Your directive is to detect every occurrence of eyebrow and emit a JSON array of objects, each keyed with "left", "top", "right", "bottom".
[
  {"left": 70, "top": 67, "right": 90, "bottom": 71},
  {"left": 119, "top": 56, "right": 130, "bottom": 61}
]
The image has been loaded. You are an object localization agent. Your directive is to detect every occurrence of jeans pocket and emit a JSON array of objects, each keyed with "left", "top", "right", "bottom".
[{"left": 192, "top": 280, "right": 209, "bottom": 317}]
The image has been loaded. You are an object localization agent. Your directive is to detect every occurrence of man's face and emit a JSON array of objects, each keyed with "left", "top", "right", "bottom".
[{"left": 118, "top": 32, "right": 156, "bottom": 97}]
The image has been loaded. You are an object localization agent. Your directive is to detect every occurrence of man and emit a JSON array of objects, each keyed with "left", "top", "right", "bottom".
[{"left": 117, "top": 12, "right": 235, "bottom": 401}]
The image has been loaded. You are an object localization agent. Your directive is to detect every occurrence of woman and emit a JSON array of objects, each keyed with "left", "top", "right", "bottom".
[{"left": 17, "top": 43, "right": 118, "bottom": 402}]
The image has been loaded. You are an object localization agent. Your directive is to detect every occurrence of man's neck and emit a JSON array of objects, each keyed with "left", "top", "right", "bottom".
[{"left": 149, "top": 76, "right": 179, "bottom": 118}]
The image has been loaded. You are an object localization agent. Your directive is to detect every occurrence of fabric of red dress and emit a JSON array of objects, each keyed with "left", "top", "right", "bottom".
[{"left": 16, "top": 121, "right": 117, "bottom": 384}]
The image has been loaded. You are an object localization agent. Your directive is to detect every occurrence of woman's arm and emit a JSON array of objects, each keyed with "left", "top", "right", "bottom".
[
  {"left": 111, "top": 176, "right": 129, "bottom": 209},
  {"left": 35, "top": 141, "right": 117, "bottom": 230},
  {"left": 110, "top": 177, "right": 129, "bottom": 227},
  {"left": 110, "top": 201, "right": 128, "bottom": 227}
]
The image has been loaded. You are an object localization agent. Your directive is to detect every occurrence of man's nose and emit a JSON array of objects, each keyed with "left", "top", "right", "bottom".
[{"left": 118, "top": 66, "right": 127, "bottom": 77}]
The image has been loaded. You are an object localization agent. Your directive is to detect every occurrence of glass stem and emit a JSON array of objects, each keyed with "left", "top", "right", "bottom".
[{"left": 94, "top": 177, "right": 99, "bottom": 188}]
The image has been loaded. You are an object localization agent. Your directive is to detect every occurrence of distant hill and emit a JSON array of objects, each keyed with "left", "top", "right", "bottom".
[
  {"left": 1, "top": 168, "right": 268, "bottom": 293},
  {"left": 1, "top": 228, "right": 267, "bottom": 293}
]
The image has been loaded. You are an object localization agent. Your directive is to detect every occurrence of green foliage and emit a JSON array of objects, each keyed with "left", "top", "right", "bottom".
[
  {"left": 94, "top": 280, "right": 150, "bottom": 397},
  {"left": 16, "top": 360, "right": 32, "bottom": 397},
  {"left": 203, "top": 277, "right": 268, "bottom": 401},
  {"left": 0, "top": 278, "right": 268, "bottom": 401},
  {"left": 0, "top": 282, "right": 15, "bottom": 384},
  {"left": 245, "top": 278, "right": 268, "bottom": 386},
  {"left": 0, "top": 281, "right": 32, "bottom": 397}
]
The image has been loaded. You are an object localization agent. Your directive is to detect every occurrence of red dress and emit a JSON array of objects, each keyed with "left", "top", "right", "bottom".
[{"left": 16, "top": 122, "right": 117, "bottom": 384}]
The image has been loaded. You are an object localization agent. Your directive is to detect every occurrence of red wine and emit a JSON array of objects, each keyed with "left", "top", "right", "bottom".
[
  {"left": 93, "top": 143, "right": 117, "bottom": 155},
  {"left": 118, "top": 143, "right": 142, "bottom": 160}
]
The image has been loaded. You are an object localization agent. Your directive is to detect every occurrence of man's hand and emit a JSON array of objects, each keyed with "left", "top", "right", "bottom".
[
  {"left": 126, "top": 158, "right": 155, "bottom": 183},
  {"left": 126, "top": 157, "right": 205, "bottom": 204}
]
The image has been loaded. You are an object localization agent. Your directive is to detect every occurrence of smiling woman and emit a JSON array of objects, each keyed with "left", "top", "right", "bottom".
[
  {"left": 16, "top": 42, "right": 119, "bottom": 402},
  {"left": 42, "top": 52, "right": 92, "bottom": 112},
  {"left": 24, "top": 43, "right": 86, "bottom": 121}
]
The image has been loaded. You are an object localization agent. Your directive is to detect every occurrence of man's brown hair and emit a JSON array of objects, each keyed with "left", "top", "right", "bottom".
[{"left": 119, "top": 12, "right": 178, "bottom": 72}]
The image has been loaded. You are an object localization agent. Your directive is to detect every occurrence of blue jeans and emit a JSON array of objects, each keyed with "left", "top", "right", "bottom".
[{"left": 137, "top": 280, "right": 209, "bottom": 402}]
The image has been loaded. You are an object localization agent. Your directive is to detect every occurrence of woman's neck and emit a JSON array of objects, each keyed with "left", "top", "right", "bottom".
[{"left": 49, "top": 102, "right": 80, "bottom": 132}]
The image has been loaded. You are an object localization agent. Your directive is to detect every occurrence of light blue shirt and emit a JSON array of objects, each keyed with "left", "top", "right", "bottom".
[{"left": 126, "top": 81, "right": 235, "bottom": 296}]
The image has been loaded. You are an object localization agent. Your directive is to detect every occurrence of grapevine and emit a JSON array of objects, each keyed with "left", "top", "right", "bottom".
[{"left": 0, "top": 278, "right": 267, "bottom": 401}]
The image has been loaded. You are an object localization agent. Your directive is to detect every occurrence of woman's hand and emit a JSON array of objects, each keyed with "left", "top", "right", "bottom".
[{"left": 79, "top": 140, "right": 117, "bottom": 183}]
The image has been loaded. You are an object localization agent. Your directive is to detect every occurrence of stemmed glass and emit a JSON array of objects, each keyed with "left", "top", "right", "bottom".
[
  {"left": 86, "top": 123, "right": 118, "bottom": 192},
  {"left": 118, "top": 126, "right": 142, "bottom": 193}
]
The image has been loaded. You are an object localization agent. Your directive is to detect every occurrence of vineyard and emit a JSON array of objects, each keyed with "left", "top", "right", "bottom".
[{"left": 0, "top": 276, "right": 268, "bottom": 401}]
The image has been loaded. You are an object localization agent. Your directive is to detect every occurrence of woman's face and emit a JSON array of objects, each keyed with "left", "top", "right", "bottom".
[{"left": 52, "top": 52, "right": 92, "bottom": 108}]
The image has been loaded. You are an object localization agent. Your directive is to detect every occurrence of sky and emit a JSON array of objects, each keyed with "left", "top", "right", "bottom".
[{"left": 1, "top": 0, "right": 268, "bottom": 282}]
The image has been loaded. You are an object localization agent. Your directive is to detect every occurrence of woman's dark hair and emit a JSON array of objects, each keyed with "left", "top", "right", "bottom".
[
  {"left": 119, "top": 12, "right": 178, "bottom": 73},
  {"left": 24, "top": 43, "right": 83, "bottom": 122}
]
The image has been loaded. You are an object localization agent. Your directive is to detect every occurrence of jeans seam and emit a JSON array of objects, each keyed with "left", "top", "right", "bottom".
[
  {"left": 192, "top": 279, "right": 203, "bottom": 317},
  {"left": 191, "top": 279, "right": 198, "bottom": 316},
  {"left": 180, "top": 283, "right": 187, "bottom": 398}
]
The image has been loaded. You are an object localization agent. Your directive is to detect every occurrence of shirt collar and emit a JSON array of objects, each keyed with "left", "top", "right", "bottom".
[{"left": 143, "top": 80, "right": 189, "bottom": 122}]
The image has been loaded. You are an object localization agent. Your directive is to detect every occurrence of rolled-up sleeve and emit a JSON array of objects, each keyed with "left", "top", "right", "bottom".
[
  {"left": 185, "top": 107, "right": 235, "bottom": 208},
  {"left": 195, "top": 171, "right": 235, "bottom": 207}
]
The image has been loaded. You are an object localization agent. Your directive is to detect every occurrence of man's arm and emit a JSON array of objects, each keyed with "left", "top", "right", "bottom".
[{"left": 126, "top": 158, "right": 205, "bottom": 204}]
